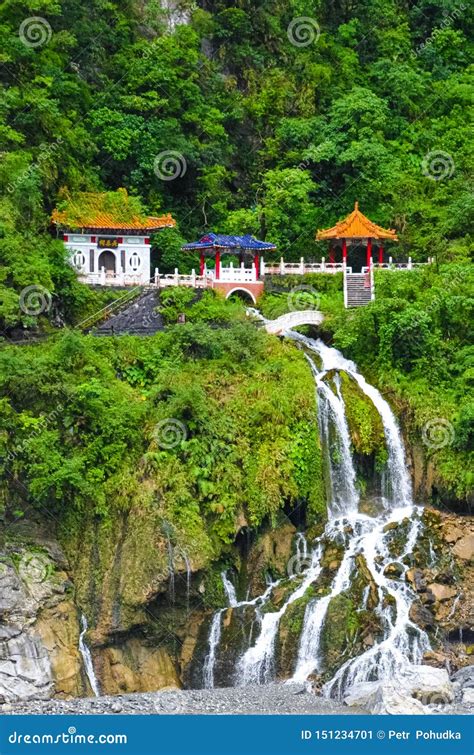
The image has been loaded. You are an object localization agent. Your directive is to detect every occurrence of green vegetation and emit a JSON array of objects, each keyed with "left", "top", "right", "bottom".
[
  {"left": 0, "top": 294, "right": 324, "bottom": 559},
  {"left": 330, "top": 264, "right": 473, "bottom": 504},
  {"left": 0, "top": 0, "right": 471, "bottom": 567},
  {"left": 0, "top": 0, "right": 472, "bottom": 331},
  {"left": 258, "top": 263, "right": 473, "bottom": 506}
]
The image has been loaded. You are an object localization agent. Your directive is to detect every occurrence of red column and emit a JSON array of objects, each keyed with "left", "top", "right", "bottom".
[
  {"left": 215, "top": 250, "right": 221, "bottom": 279},
  {"left": 329, "top": 244, "right": 335, "bottom": 264},
  {"left": 366, "top": 238, "right": 372, "bottom": 269},
  {"left": 254, "top": 252, "right": 260, "bottom": 279},
  {"left": 200, "top": 252, "right": 205, "bottom": 276},
  {"left": 342, "top": 238, "right": 347, "bottom": 265},
  {"left": 378, "top": 244, "right": 383, "bottom": 266}
]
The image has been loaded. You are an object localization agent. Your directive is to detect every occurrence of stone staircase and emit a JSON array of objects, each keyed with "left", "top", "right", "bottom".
[
  {"left": 93, "top": 291, "right": 164, "bottom": 336},
  {"left": 344, "top": 272, "right": 373, "bottom": 308}
]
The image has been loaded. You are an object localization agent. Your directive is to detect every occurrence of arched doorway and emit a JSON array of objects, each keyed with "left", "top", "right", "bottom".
[
  {"left": 98, "top": 250, "right": 116, "bottom": 276},
  {"left": 226, "top": 288, "right": 257, "bottom": 305},
  {"left": 346, "top": 243, "right": 367, "bottom": 273}
]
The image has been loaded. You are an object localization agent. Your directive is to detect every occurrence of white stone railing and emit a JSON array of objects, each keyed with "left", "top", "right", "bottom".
[
  {"left": 263, "top": 257, "right": 347, "bottom": 275},
  {"left": 218, "top": 263, "right": 257, "bottom": 282},
  {"left": 366, "top": 256, "right": 435, "bottom": 272},
  {"left": 153, "top": 269, "right": 207, "bottom": 288},
  {"left": 79, "top": 269, "right": 145, "bottom": 286}
]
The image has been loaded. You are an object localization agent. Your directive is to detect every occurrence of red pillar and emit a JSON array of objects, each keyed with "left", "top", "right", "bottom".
[
  {"left": 329, "top": 244, "right": 335, "bottom": 264},
  {"left": 200, "top": 251, "right": 205, "bottom": 276},
  {"left": 378, "top": 244, "right": 383, "bottom": 266},
  {"left": 342, "top": 238, "right": 347, "bottom": 265},
  {"left": 254, "top": 252, "right": 260, "bottom": 279},
  {"left": 366, "top": 238, "right": 372, "bottom": 269},
  {"left": 215, "top": 250, "right": 221, "bottom": 279}
]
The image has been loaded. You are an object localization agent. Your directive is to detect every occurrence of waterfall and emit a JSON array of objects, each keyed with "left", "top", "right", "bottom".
[
  {"left": 79, "top": 615, "right": 100, "bottom": 697},
  {"left": 317, "top": 374, "right": 359, "bottom": 515},
  {"left": 202, "top": 611, "right": 223, "bottom": 689},
  {"left": 222, "top": 570, "right": 238, "bottom": 607},
  {"left": 181, "top": 551, "right": 192, "bottom": 612},
  {"left": 289, "top": 335, "right": 429, "bottom": 696},
  {"left": 237, "top": 544, "right": 323, "bottom": 686},
  {"left": 202, "top": 572, "right": 278, "bottom": 688},
  {"left": 294, "top": 335, "right": 411, "bottom": 509},
  {"left": 295, "top": 532, "right": 308, "bottom": 562},
  {"left": 166, "top": 538, "right": 175, "bottom": 603},
  {"left": 202, "top": 571, "right": 237, "bottom": 687},
  {"left": 199, "top": 332, "right": 430, "bottom": 700}
]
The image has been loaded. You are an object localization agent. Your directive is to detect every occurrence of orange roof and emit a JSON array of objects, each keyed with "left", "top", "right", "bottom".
[
  {"left": 316, "top": 202, "right": 398, "bottom": 241},
  {"left": 52, "top": 208, "right": 175, "bottom": 232}
]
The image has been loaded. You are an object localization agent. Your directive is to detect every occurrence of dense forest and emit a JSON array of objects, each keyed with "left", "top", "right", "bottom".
[
  {"left": 0, "top": 0, "right": 473, "bottom": 710},
  {"left": 1, "top": 0, "right": 473, "bottom": 331}
]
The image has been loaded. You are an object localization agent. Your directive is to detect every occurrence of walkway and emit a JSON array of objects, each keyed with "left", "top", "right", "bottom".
[{"left": 249, "top": 309, "right": 324, "bottom": 335}]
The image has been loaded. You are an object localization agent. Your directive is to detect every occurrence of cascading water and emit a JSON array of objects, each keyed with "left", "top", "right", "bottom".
[
  {"left": 236, "top": 543, "right": 323, "bottom": 686},
  {"left": 79, "top": 615, "right": 100, "bottom": 697},
  {"left": 203, "top": 571, "right": 277, "bottom": 688},
  {"left": 222, "top": 571, "right": 238, "bottom": 607},
  {"left": 200, "top": 331, "right": 430, "bottom": 700}
]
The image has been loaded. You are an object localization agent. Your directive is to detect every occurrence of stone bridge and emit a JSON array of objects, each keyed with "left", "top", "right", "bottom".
[{"left": 262, "top": 310, "right": 324, "bottom": 334}]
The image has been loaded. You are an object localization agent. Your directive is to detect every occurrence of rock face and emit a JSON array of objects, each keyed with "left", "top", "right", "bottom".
[
  {"left": 343, "top": 665, "right": 454, "bottom": 713},
  {"left": 344, "top": 682, "right": 429, "bottom": 714},
  {"left": 0, "top": 539, "right": 86, "bottom": 702},
  {"left": 98, "top": 640, "right": 180, "bottom": 695}
]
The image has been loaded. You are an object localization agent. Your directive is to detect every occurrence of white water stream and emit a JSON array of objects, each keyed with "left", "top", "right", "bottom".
[
  {"left": 79, "top": 615, "right": 100, "bottom": 697},
  {"left": 202, "top": 332, "right": 430, "bottom": 698}
]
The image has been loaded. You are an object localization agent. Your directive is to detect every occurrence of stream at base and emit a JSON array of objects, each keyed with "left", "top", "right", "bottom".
[{"left": 201, "top": 334, "right": 431, "bottom": 700}]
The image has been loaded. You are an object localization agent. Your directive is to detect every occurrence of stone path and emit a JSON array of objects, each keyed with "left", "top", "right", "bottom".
[{"left": 94, "top": 291, "right": 163, "bottom": 336}]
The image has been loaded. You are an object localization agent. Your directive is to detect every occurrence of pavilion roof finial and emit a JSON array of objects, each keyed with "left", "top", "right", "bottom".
[{"left": 355, "top": 200, "right": 359, "bottom": 211}]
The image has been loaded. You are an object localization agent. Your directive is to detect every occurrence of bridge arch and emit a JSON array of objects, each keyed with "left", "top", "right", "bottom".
[{"left": 225, "top": 287, "right": 257, "bottom": 305}]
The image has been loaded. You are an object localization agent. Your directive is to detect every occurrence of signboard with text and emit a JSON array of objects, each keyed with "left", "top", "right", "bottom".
[{"left": 97, "top": 237, "right": 119, "bottom": 249}]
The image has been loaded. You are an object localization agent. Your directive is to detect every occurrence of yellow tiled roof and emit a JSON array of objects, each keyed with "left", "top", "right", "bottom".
[
  {"left": 316, "top": 202, "right": 398, "bottom": 241},
  {"left": 51, "top": 189, "right": 176, "bottom": 232}
]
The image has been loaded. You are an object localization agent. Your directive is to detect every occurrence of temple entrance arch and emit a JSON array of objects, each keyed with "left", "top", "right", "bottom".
[
  {"left": 98, "top": 250, "right": 116, "bottom": 275},
  {"left": 225, "top": 287, "right": 257, "bottom": 305}
]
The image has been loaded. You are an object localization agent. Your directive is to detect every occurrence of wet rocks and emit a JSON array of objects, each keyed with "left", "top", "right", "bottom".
[
  {"left": 428, "top": 583, "right": 459, "bottom": 602},
  {"left": 383, "top": 562, "right": 404, "bottom": 579},
  {"left": 409, "top": 602, "right": 435, "bottom": 629},
  {"left": 406, "top": 568, "right": 427, "bottom": 592},
  {"left": 404, "top": 665, "right": 454, "bottom": 704}
]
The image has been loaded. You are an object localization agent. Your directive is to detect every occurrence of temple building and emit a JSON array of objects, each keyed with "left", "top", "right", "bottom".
[
  {"left": 52, "top": 190, "right": 175, "bottom": 286},
  {"left": 316, "top": 201, "right": 398, "bottom": 271},
  {"left": 181, "top": 233, "right": 276, "bottom": 303}
]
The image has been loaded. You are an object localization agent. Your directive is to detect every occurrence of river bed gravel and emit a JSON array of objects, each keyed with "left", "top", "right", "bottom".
[
  {"left": 0, "top": 684, "right": 364, "bottom": 715},
  {"left": 1, "top": 683, "right": 472, "bottom": 716}
]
